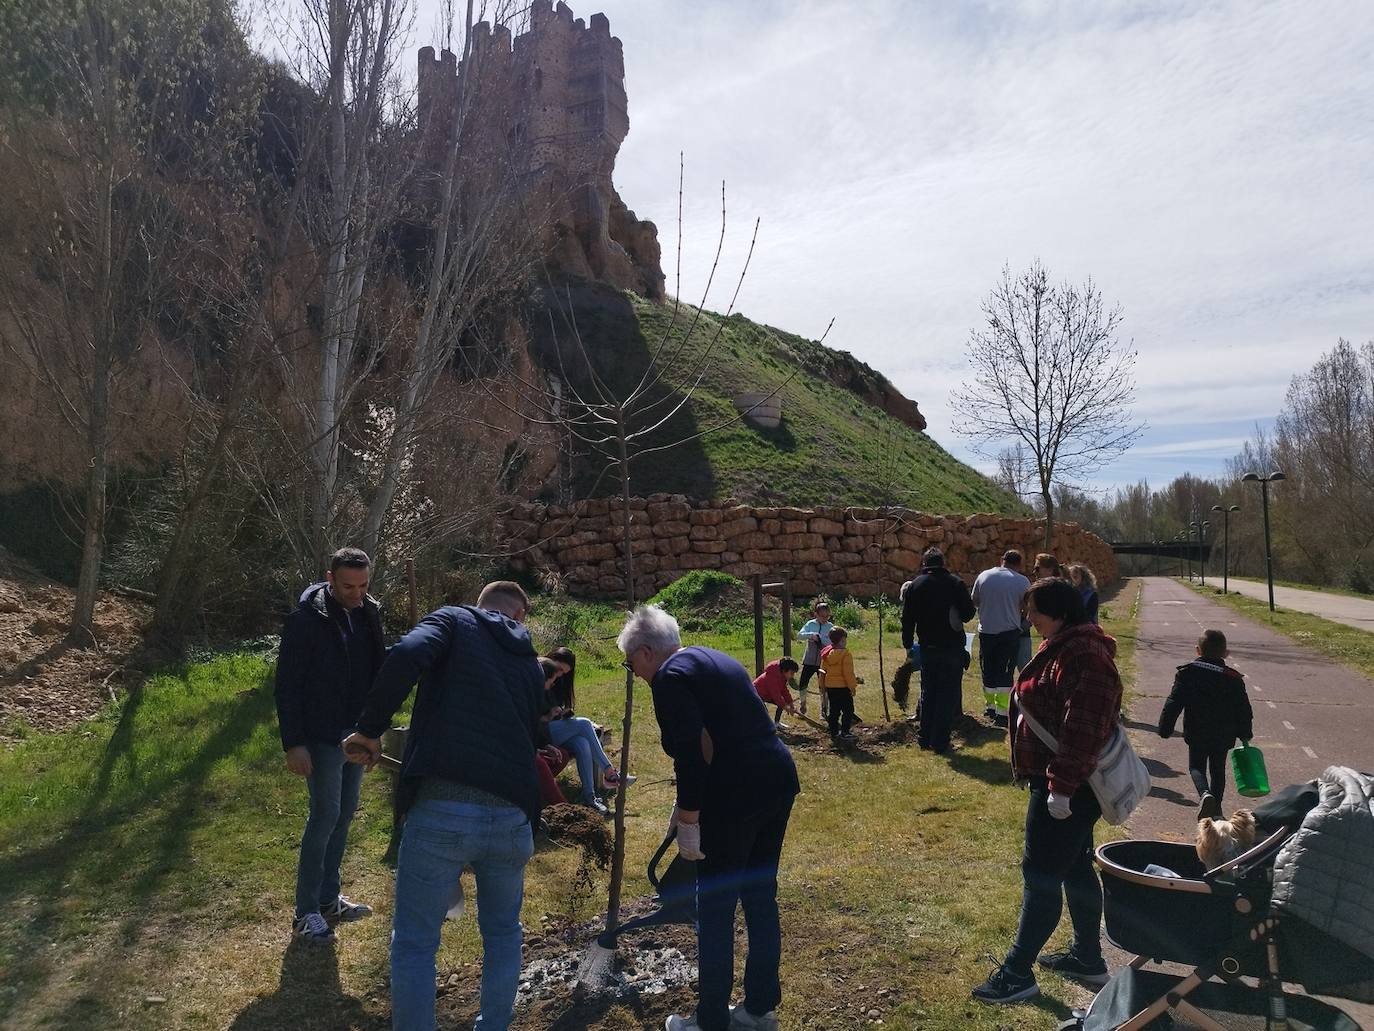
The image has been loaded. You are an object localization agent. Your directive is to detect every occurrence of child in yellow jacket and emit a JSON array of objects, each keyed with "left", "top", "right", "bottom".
[{"left": 819, "top": 627, "right": 861, "bottom": 739}]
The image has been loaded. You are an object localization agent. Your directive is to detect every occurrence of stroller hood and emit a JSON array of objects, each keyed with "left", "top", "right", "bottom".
[{"left": 1271, "top": 765, "right": 1374, "bottom": 1002}]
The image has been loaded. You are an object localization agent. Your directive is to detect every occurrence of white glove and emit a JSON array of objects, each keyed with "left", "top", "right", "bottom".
[
  {"left": 675, "top": 819, "right": 704, "bottom": 861},
  {"left": 1047, "top": 791, "right": 1072, "bottom": 820}
]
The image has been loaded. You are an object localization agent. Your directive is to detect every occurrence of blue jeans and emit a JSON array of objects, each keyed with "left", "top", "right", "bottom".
[
  {"left": 1004, "top": 779, "right": 1103, "bottom": 976},
  {"left": 695, "top": 795, "right": 794, "bottom": 1031},
  {"left": 548, "top": 717, "right": 611, "bottom": 803},
  {"left": 391, "top": 798, "right": 534, "bottom": 1031},
  {"left": 294, "top": 741, "right": 364, "bottom": 919}
]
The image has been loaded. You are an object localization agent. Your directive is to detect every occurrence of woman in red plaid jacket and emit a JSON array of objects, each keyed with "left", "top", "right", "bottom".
[{"left": 973, "top": 577, "right": 1124, "bottom": 1005}]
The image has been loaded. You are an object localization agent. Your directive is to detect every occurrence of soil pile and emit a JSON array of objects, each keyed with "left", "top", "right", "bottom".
[{"left": 0, "top": 547, "right": 151, "bottom": 737}]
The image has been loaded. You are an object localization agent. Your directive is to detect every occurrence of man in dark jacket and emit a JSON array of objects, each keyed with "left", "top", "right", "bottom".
[
  {"left": 901, "top": 547, "right": 977, "bottom": 753},
  {"left": 342, "top": 581, "right": 544, "bottom": 1031},
  {"left": 274, "top": 546, "right": 385, "bottom": 943},
  {"left": 1158, "top": 628, "right": 1254, "bottom": 810},
  {"left": 619, "top": 604, "right": 800, "bottom": 1031}
]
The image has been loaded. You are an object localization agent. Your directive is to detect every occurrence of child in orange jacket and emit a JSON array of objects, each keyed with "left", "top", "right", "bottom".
[{"left": 819, "top": 627, "right": 861, "bottom": 739}]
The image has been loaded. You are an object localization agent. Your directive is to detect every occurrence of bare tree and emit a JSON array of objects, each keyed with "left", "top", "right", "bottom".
[
  {"left": 0, "top": 0, "right": 250, "bottom": 643},
  {"left": 952, "top": 261, "right": 1143, "bottom": 549}
]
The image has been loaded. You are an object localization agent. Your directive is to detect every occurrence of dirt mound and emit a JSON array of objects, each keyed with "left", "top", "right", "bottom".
[
  {"left": 542, "top": 803, "right": 613, "bottom": 869},
  {"left": 856, "top": 718, "right": 920, "bottom": 747},
  {"left": 0, "top": 550, "right": 151, "bottom": 738}
]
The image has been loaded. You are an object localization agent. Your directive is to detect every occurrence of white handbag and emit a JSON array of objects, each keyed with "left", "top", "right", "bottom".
[{"left": 1017, "top": 701, "right": 1151, "bottom": 826}]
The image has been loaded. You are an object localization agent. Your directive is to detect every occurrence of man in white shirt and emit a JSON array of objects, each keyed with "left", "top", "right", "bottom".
[{"left": 971, "top": 550, "right": 1030, "bottom": 721}]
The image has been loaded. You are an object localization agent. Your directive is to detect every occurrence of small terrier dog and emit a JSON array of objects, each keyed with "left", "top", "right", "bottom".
[{"left": 1197, "top": 809, "right": 1256, "bottom": 869}]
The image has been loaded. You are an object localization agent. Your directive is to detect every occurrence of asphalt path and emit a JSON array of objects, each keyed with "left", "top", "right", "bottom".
[
  {"left": 1111, "top": 577, "right": 1372, "bottom": 1027},
  {"left": 1221, "top": 576, "right": 1374, "bottom": 633}
]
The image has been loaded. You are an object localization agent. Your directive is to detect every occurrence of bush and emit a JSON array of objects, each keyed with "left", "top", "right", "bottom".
[
  {"left": 650, "top": 571, "right": 745, "bottom": 613},
  {"left": 1349, "top": 564, "right": 1373, "bottom": 595},
  {"left": 828, "top": 596, "right": 868, "bottom": 632}
]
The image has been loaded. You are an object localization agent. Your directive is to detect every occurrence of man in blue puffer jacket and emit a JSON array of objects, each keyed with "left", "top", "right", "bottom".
[
  {"left": 274, "top": 547, "right": 385, "bottom": 944},
  {"left": 343, "top": 580, "right": 545, "bottom": 1031}
]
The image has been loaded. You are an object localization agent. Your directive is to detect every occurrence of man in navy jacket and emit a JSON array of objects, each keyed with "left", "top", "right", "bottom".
[
  {"left": 343, "top": 581, "right": 544, "bottom": 1031},
  {"left": 274, "top": 547, "right": 384, "bottom": 943}
]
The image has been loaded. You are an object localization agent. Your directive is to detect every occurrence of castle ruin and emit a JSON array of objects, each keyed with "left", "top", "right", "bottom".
[{"left": 417, "top": 1, "right": 666, "bottom": 301}]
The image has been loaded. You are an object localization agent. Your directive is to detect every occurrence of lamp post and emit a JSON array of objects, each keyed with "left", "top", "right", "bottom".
[
  {"left": 1175, "top": 531, "right": 1186, "bottom": 578},
  {"left": 1199, "top": 520, "right": 1210, "bottom": 586},
  {"left": 1189, "top": 521, "right": 1202, "bottom": 581},
  {"left": 1211, "top": 504, "right": 1240, "bottom": 594},
  {"left": 1241, "top": 471, "right": 1286, "bottom": 611}
]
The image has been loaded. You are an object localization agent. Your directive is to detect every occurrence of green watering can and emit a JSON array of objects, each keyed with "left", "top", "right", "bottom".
[{"left": 1231, "top": 741, "right": 1270, "bottom": 798}]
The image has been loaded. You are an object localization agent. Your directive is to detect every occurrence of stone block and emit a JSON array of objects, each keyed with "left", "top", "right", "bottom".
[
  {"left": 678, "top": 552, "right": 722, "bottom": 570},
  {"left": 810, "top": 517, "right": 845, "bottom": 537},
  {"left": 777, "top": 532, "right": 825, "bottom": 550},
  {"left": 693, "top": 539, "right": 728, "bottom": 554},
  {"left": 689, "top": 509, "right": 723, "bottom": 526},
  {"left": 781, "top": 519, "right": 808, "bottom": 534},
  {"left": 795, "top": 548, "right": 829, "bottom": 564},
  {"left": 729, "top": 531, "right": 773, "bottom": 551},
  {"left": 653, "top": 520, "right": 693, "bottom": 538},
  {"left": 886, "top": 548, "right": 922, "bottom": 573},
  {"left": 760, "top": 519, "right": 782, "bottom": 535},
  {"left": 648, "top": 501, "right": 692, "bottom": 522},
  {"left": 689, "top": 524, "right": 721, "bottom": 541},
  {"left": 721, "top": 517, "right": 759, "bottom": 539}
]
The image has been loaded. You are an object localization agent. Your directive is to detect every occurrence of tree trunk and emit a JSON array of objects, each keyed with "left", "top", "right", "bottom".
[
  {"left": 604, "top": 412, "right": 636, "bottom": 933},
  {"left": 1041, "top": 485, "right": 1056, "bottom": 552},
  {"left": 70, "top": 417, "right": 109, "bottom": 646}
]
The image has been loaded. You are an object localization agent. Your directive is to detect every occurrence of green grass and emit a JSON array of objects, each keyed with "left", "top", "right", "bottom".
[
  {"left": 1182, "top": 579, "right": 1374, "bottom": 681},
  {"left": 546, "top": 285, "right": 1025, "bottom": 513},
  {"left": 0, "top": 586, "right": 1142, "bottom": 1029}
]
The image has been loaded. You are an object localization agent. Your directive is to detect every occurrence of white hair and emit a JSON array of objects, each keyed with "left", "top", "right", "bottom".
[
  {"left": 617, "top": 604, "right": 682, "bottom": 657},
  {"left": 899, "top": 579, "right": 914, "bottom": 601}
]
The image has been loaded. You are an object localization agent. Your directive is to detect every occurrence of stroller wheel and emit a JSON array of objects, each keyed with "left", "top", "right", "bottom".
[{"left": 1055, "top": 1011, "right": 1086, "bottom": 1031}]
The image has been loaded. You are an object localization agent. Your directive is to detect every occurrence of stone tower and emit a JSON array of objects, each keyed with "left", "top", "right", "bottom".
[{"left": 417, "top": 1, "right": 665, "bottom": 301}]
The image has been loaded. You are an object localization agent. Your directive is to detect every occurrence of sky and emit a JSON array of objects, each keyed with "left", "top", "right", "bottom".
[{"left": 414, "top": 0, "right": 1374, "bottom": 494}]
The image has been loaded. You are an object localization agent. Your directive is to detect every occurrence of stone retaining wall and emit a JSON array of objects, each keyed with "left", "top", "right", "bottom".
[{"left": 504, "top": 496, "right": 1118, "bottom": 600}]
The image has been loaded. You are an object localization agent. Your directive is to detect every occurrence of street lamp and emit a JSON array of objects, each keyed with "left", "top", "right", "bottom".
[
  {"left": 1199, "top": 520, "right": 1210, "bottom": 586},
  {"left": 1211, "top": 504, "right": 1241, "bottom": 594},
  {"left": 1175, "top": 531, "right": 1187, "bottom": 578},
  {"left": 1241, "top": 471, "right": 1286, "bottom": 611},
  {"left": 1189, "top": 521, "right": 1203, "bottom": 581}
]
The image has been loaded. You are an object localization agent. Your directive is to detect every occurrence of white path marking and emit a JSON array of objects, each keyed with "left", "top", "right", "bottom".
[
  {"left": 1303, "top": 746, "right": 1318, "bottom": 759},
  {"left": 1253, "top": 684, "right": 1262, "bottom": 692},
  {"left": 1266, "top": 701, "right": 1277, "bottom": 709},
  {"left": 1283, "top": 720, "right": 1296, "bottom": 731}
]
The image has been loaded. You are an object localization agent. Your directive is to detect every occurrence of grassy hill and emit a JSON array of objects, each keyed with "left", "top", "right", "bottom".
[{"left": 529, "top": 284, "right": 1025, "bottom": 514}]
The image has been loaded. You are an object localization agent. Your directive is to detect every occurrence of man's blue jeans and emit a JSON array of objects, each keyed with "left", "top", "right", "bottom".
[
  {"left": 390, "top": 798, "right": 534, "bottom": 1031},
  {"left": 294, "top": 741, "right": 364, "bottom": 919}
]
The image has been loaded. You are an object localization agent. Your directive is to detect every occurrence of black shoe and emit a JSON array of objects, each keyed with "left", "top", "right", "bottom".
[
  {"left": 1198, "top": 792, "right": 1222, "bottom": 821},
  {"left": 1038, "top": 950, "right": 1109, "bottom": 986},
  {"left": 971, "top": 963, "right": 1039, "bottom": 1004}
]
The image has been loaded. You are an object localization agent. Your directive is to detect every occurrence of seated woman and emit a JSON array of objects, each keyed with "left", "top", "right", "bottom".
[{"left": 540, "top": 653, "right": 633, "bottom": 815}]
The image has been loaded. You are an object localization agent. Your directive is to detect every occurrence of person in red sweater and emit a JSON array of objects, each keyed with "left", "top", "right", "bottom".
[
  {"left": 973, "top": 576, "right": 1123, "bottom": 1005},
  {"left": 752, "top": 657, "right": 799, "bottom": 730}
]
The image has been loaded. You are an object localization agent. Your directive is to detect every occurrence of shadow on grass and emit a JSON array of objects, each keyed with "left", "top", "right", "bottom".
[
  {"left": 947, "top": 751, "right": 1013, "bottom": 786},
  {"left": 230, "top": 940, "right": 379, "bottom": 1030},
  {"left": 0, "top": 673, "right": 274, "bottom": 1026}
]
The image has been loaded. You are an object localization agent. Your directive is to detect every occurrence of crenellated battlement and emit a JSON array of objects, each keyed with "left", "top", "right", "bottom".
[{"left": 415, "top": 1, "right": 663, "bottom": 301}]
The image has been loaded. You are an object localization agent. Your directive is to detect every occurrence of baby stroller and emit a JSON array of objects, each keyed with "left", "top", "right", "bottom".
[{"left": 1061, "top": 772, "right": 1374, "bottom": 1031}]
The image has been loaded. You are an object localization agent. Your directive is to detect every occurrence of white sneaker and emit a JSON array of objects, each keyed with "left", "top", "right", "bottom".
[
  {"left": 730, "top": 1005, "right": 779, "bottom": 1029},
  {"left": 665, "top": 1015, "right": 703, "bottom": 1031}
]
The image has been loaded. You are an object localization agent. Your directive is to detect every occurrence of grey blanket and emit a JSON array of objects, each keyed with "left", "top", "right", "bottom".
[{"left": 1271, "top": 765, "right": 1374, "bottom": 998}]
